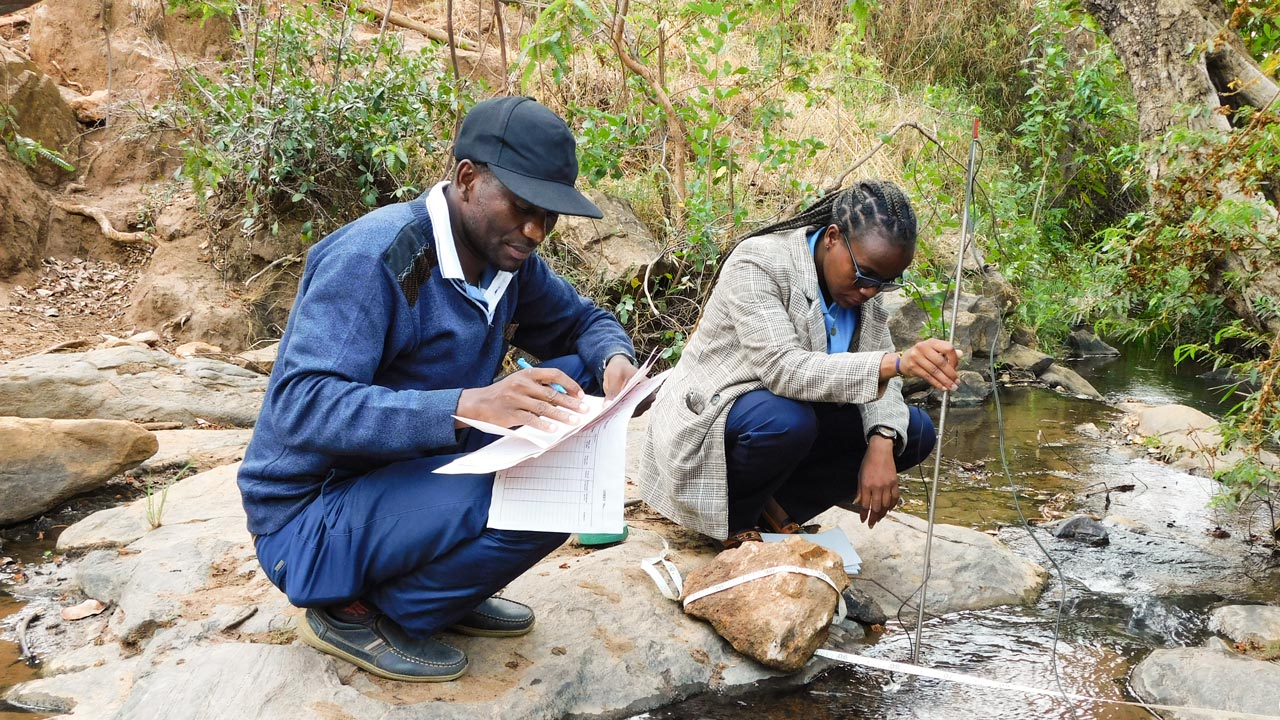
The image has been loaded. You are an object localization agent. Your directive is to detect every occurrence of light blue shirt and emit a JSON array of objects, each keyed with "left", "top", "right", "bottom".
[{"left": 808, "top": 228, "right": 858, "bottom": 354}]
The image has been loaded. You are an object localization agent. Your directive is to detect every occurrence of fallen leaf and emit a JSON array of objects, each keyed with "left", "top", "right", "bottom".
[
  {"left": 551, "top": 646, "right": 567, "bottom": 655},
  {"left": 61, "top": 599, "right": 106, "bottom": 621},
  {"left": 559, "top": 563, "right": 570, "bottom": 569}
]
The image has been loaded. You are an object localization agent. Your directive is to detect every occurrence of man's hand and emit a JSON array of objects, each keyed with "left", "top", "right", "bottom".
[
  {"left": 899, "top": 338, "right": 962, "bottom": 392},
  {"left": 456, "top": 367, "right": 587, "bottom": 432},
  {"left": 602, "top": 354, "right": 638, "bottom": 401},
  {"left": 854, "top": 436, "right": 900, "bottom": 529}
]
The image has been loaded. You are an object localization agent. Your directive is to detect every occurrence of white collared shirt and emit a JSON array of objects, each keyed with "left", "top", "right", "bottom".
[{"left": 425, "top": 182, "right": 514, "bottom": 324}]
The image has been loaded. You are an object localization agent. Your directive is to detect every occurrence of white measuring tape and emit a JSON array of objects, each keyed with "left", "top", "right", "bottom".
[
  {"left": 813, "top": 647, "right": 1280, "bottom": 719},
  {"left": 641, "top": 533, "right": 1280, "bottom": 720}
]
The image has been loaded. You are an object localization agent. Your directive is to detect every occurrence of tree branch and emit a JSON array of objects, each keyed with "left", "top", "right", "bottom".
[{"left": 610, "top": 0, "right": 687, "bottom": 218}]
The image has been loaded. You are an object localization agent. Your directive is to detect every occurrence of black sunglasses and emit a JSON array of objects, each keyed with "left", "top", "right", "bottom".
[{"left": 834, "top": 227, "right": 904, "bottom": 292}]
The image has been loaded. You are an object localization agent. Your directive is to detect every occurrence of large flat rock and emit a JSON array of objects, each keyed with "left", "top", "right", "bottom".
[
  {"left": 136, "top": 429, "right": 252, "bottom": 474},
  {"left": 57, "top": 463, "right": 245, "bottom": 551},
  {"left": 0, "top": 346, "right": 266, "bottom": 427}
]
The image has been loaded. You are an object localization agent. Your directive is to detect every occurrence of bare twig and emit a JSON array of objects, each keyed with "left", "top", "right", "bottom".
[
  {"left": 492, "top": 0, "right": 508, "bottom": 91},
  {"left": 52, "top": 199, "right": 157, "bottom": 246},
  {"left": 243, "top": 253, "right": 304, "bottom": 286},
  {"left": 446, "top": 0, "right": 461, "bottom": 86},
  {"left": 610, "top": 0, "right": 688, "bottom": 220}
]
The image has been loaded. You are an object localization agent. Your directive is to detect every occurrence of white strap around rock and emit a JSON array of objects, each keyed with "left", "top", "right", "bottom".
[
  {"left": 641, "top": 538, "right": 685, "bottom": 602},
  {"left": 681, "top": 564, "right": 847, "bottom": 625}
]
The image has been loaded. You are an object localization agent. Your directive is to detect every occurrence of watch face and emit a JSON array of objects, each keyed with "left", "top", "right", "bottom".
[{"left": 875, "top": 427, "right": 896, "bottom": 438}]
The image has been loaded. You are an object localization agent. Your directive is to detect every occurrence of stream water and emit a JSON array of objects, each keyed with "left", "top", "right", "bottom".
[
  {"left": 0, "top": 346, "right": 1274, "bottom": 719},
  {"left": 641, "top": 345, "right": 1279, "bottom": 720}
]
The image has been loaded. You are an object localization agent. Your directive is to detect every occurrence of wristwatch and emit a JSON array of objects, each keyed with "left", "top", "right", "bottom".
[{"left": 870, "top": 425, "right": 899, "bottom": 442}]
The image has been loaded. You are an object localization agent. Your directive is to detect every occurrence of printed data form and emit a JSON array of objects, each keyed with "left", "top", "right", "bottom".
[{"left": 486, "top": 412, "right": 629, "bottom": 534}]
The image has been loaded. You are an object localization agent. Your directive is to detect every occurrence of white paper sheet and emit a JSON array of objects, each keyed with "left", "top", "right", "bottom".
[{"left": 434, "top": 361, "right": 667, "bottom": 534}]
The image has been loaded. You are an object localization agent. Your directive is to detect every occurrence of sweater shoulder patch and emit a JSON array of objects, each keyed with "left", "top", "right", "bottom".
[{"left": 382, "top": 226, "right": 436, "bottom": 308}]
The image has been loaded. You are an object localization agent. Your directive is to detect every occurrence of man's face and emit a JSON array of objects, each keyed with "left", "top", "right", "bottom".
[{"left": 455, "top": 162, "right": 560, "bottom": 272}]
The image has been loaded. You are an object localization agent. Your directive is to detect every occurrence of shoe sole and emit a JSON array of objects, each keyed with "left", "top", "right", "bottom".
[
  {"left": 447, "top": 619, "right": 535, "bottom": 638},
  {"left": 296, "top": 615, "right": 467, "bottom": 682}
]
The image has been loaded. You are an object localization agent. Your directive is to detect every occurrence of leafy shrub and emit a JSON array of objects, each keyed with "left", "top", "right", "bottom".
[{"left": 169, "top": 2, "right": 469, "bottom": 241}]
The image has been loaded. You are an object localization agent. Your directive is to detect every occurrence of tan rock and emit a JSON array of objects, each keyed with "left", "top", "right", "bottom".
[
  {"left": 174, "top": 341, "right": 223, "bottom": 359},
  {"left": 64, "top": 88, "right": 111, "bottom": 124},
  {"left": 0, "top": 416, "right": 158, "bottom": 524},
  {"left": 553, "top": 191, "right": 665, "bottom": 284},
  {"left": 233, "top": 343, "right": 279, "bottom": 375},
  {"left": 0, "top": 41, "right": 80, "bottom": 178},
  {"left": 682, "top": 538, "right": 849, "bottom": 671},
  {"left": 0, "top": 152, "right": 48, "bottom": 278}
]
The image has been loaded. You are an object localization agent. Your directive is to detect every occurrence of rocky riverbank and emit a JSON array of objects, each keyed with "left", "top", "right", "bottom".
[{"left": 1, "top": 344, "right": 1277, "bottom": 719}]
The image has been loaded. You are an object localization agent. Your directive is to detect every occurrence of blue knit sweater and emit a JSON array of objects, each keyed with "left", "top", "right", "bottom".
[{"left": 237, "top": 196, "right": 634, "bottom": 536}]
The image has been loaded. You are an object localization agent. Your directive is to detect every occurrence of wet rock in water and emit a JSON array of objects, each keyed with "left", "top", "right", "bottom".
[
  {"left": 0, "top": 346, "right": 266, "bottom": 427},
  {"left": 928, "top": 370, "right": 991, "bottom": 407},
  {"left": 1209, "top": 605, "right": 1280, "bottom": 648},
  {"left": 842, "top": 585, "right": 888, "bottom": 626},
  {"left": 1065, "top": 328, "right": 1120, "bottom": 358},
  {"left": 813, "top": 508, "right": 1048, "bottom": 621},
  {"left": 682, "top": 538, "right": 849, "bottom": 672},
  {"left": 0, "top": 417, "right": 158, "bottom": 524},
  {"left": 1075, "top": 422, "right": 1103, "bottom": 439},
  {"left": 997, "top": 343, "right": 1055, "bottom": 376},
  {"left": 1039, "top": 363, "right": 1103, "bottom": 400},
  {"left": 1053, "top": 515, "right": 1110, "bottom": 547},
  {"left": 1131, "top": 647, "right": 1280, "bottom": 720}
]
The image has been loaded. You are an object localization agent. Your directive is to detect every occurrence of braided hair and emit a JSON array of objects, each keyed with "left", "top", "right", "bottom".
[{"left": 747, "top": 179, "right": 918, "bottom": 250}]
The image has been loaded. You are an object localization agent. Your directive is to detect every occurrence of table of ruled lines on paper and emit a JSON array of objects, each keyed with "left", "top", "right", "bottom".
[{"left": 488, "top": 426, "right": 624, "bottom": 534}]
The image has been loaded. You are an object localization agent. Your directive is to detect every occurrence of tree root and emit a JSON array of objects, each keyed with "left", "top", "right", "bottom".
[
  {"left": 52, "top": 199, "right": 157, "bottom": 247},
  {"left": 355, "top": 3, "right": 478, "bottom": 51}
]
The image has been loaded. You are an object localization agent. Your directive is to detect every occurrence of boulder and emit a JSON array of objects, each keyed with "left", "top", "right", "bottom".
[
  {"left": 0, "top": 345, "right": 267, "bottom": 426},
  {"left": 1209, "top": 605, "right": 1280, "bottom": 648},
  {"left": 682, "top": 538, "right": 849, "bottom": 671},
  {"left": 1130, "top": 647, "right": 1280, "bottom": 720},
  {"left": 62, "top": 88, "right": 111, "bottom": 124},
  {"left": 882, "top": 291, "right": 1009, "bottom": 364},
  {"left": 813, "top": 508, "right": 1048, "bottom": 620},
  {"left": 0, "top": 41, "right": 79, "bottom": 178},
  {"left": 0, "top": 151, "right": 48, "bottom": 278},
  {"left": 136, "top": 429, "right": 252, "bottom": 475},
  {"left": 1039, "top": 363, "right": 1103, "bottom": 399},
  {"left": 1130, "top": 404, "right": 1222, "bottom": 453},
  {"left": 997, "top": 343, "right": 1055, "bottom": 376},
  {"left": 552, "top": 191, "right": 665, "bottom": 285},
  {"left": 1052, "top": 515, "right": 1109, "bottom": 547},
  {"left": 1065, "top": 327, "right": 1120, "bottom": 358},
  {"left": 0, "top": 416, "right": 157, "bottom": 524}
]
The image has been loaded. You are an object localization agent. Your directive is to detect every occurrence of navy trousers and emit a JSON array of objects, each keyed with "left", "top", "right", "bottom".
[
  {"left": 253, "top": 356, "right": 591, "bottom": 637},
  {"left": 724, "top": 389, "right": 937, "bottom": 533}
]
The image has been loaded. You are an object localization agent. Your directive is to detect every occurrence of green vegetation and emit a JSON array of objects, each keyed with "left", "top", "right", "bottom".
[
  {"left": 166, "top": 1, "right": 470, "bottom": 243},
  {"left": 163, "top": 0, "right": 1278, "bottom": 516}
]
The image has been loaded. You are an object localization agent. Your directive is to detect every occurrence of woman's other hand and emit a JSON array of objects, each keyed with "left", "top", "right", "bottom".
[{"left": 899, "top": 339, "right": 962, "bottom": 392}]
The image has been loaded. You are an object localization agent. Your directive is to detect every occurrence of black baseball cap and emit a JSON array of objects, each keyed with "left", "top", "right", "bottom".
[{"left": 454, "top": 96, "right": 603, "bottom": 219}]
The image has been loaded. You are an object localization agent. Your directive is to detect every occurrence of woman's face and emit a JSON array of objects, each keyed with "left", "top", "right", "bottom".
[{"left": 819, "top": 223, "right": 914, "bottom": 308}]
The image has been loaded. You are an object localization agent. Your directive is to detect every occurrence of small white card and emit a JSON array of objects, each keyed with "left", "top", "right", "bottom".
[{"left": 761, "top": 528, "right": 862, "bottom": 575}]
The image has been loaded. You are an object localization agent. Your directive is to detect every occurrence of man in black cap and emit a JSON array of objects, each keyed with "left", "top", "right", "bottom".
[{"left": 238, "top": 96, "right": 637, "bottom": 682}]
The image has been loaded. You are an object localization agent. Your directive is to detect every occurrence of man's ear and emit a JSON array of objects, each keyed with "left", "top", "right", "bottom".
[{"left": 454, "top": 160, "right": 476, "bottom": 199}]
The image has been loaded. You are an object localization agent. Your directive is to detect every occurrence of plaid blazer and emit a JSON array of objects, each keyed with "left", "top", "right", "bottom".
[{"left": 638, "top": 227, "right": 909, "bottom": 539}]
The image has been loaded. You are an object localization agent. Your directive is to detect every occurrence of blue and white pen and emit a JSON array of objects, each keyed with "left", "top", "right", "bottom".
[{"left": 516, "top": 357, "right": 567, "bottom": 395}]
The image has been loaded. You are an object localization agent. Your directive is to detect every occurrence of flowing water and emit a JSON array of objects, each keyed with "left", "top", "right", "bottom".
[{"left": 641, "top": 346, "right": 1279, "bottom": 720}]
